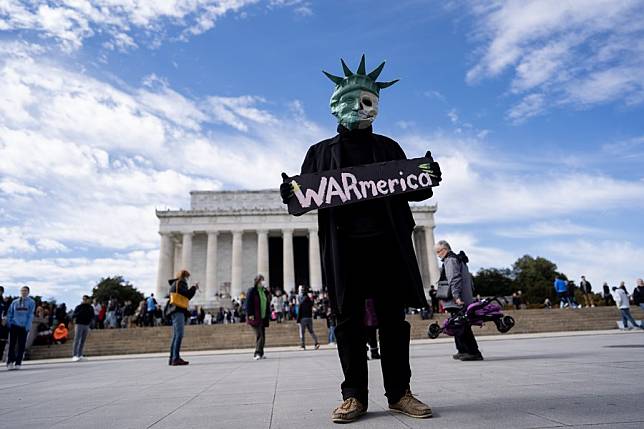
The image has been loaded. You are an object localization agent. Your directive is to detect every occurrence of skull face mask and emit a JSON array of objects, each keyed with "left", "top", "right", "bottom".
[
  {"left": 331, "top": 89, "right": 379, "bottom": 130},
  {"left": 323, "top": 54, "right": 398, "bottom": 131}
]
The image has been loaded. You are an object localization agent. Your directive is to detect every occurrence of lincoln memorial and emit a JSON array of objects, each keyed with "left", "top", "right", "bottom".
[{"left": 155, "top": 190, "right": 441, "bottom": 308}]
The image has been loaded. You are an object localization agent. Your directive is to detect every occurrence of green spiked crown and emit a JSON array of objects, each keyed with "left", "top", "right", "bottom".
[{"left": 323, "top": 54, "right": 399, "bottom": 100}]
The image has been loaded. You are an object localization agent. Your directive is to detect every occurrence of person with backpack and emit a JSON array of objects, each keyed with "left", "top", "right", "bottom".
[{"left": 435, "top": 240, "right": 482, "bottom": 361}]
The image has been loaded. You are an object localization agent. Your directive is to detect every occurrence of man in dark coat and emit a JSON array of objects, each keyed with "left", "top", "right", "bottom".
[
  {"left": 246, "top": 274, "right": 271, "bottom": 360},
  {"left": 281, "top": 56, "right": 439, "bottom": 423}
]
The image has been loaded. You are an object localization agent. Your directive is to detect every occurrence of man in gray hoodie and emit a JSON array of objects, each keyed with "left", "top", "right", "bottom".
[{"left": 435, "top": 240, "right": 482, "bottom": 361}]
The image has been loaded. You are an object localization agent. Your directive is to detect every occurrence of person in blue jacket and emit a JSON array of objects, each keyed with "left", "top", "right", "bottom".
[
  {"left": 554, "top": 277, "right": 569, "bottom": 308},
  {"left": 6, "top": 286, "right": 36, "bottom": 370}
]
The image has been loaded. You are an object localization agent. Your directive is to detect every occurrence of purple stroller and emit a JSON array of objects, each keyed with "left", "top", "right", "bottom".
[{"left": 427, "top": 297, "right": 515, "bottom": 339}]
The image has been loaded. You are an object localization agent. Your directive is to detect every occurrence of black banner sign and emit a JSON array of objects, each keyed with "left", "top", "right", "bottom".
[{"left": 284, "top": 157, "right": 440, "bottom": 215}]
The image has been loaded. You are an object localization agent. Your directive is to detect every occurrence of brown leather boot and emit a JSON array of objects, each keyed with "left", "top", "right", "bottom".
[
  {"left": 331, "top": 397, "right": 367, "bottom": 423},
  {"left": 388, "top": 390, "right": 432, "bottom": 418}
]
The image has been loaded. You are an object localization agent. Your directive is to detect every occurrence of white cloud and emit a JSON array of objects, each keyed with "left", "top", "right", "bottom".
[
  {"left": 399, "top": 132, "right": 644, "bottom": 225},
  {"left": 545, "top": 239, "right": 644, "bottom": 291},
  {"left": 0, "top": 0, "right": 312, "bottom": 51},
  {"left": 0, "top": 43, "right": 328, "bottom": 303},
  {"left": 204, "top": 96, "right": 277, "bottom": 132},
  {"left": 496, "top": 220, "right": 602, "bottom": 239},
  {"left": 602, "top": 136, "right": 644, "bottom": 160},
  {"left": 0, "top": 250, "right": 159, "bottom": 299},
  {"left": 434, "top": 231, "right": 516, "bottom": 269},
  {"left": 466, "top": 0, "right": 644, "bottom": 121},
  {"left": 0, "top": 179, "right": 45, "bottom": 196}
]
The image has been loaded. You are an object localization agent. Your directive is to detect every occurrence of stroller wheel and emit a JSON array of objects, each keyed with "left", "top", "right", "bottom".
[
  {"left": 503, "top": 316, "right": 515, "bottom": 329},
  {"left": 427, "top": 323, "right": 441, "bottom": 339},
  {"left": 496, "top": 316, "right": 515, "bottom": 333}
]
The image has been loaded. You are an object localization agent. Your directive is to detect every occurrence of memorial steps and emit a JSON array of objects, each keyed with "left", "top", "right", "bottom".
[{"left": 28, "top": 306, "right": 627, "bottom": 360}]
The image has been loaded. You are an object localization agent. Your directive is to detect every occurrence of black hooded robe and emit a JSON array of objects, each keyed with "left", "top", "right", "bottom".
[{"left": 298, "top": 126, "right": 431, "bottom": 314}]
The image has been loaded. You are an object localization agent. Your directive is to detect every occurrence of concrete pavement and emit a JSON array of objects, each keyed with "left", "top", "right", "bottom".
[{"left": 1, "top": 330, "right": 643, "bottom": 428}]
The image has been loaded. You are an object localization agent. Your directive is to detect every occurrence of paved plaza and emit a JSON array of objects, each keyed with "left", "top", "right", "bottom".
[{"left": 1, "top": 330, "right": 643, "bottom": 428}]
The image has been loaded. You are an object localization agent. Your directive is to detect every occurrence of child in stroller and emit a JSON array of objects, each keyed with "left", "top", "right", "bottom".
[{"left": 427, "top": 297, "right": 515, "bottom": 339}]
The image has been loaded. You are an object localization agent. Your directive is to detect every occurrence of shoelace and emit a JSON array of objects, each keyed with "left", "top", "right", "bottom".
[{"left": 340, "top": 398, "right": 359, "bottom": 411}]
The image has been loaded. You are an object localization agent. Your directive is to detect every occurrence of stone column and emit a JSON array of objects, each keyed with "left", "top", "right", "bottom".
[
  {"left": 173, "top": 240, "right": 181, "bottom": 275},
  {"left": 257, "top": 230, "right": 269, "bottom": 285},
  {"left": 181, "top": 232, "right": 193, "bottom": 272},
  {"left": 424, "top": 224, "right": 441, "bottom": 286},
  {"left": 231, "top": 230, "right": 243, "bottom": 298},
  {"left": 411, "top": 228, "right": 417, "bottom": 254},
  {"left": 308, "top": 228, "right": 322, "bottom": 291},
  {"left": 205, "top": 231, "right": 219, "bottom": 300},
  {"left": 156, "top": 233, "right": 174, "bottom": 298},
  {"left": 282, "top": 229, "right": 295, "bottom": 292}
]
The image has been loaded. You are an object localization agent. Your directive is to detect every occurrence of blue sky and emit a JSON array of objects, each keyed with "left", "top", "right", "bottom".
[{"left": 1, "top": 0, "right": 643, "bottom": 304}]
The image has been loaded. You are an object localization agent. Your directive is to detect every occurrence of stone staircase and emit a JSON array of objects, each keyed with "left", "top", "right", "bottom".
[{"left": 28, "top": 306, "right": 628, "bottom": 360}]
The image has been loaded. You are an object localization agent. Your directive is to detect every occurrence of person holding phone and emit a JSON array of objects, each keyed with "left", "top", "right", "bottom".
[{"left": 165, "top": 270, "right": 198, "bottom": 366}]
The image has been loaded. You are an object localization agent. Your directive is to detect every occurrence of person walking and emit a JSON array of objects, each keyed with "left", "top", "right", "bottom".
[
  {"left": 6, "top": 286, "right": 36, "bottom": 370},
  {"left": 246, "top": 274, "right": 271, "bottom": 360},
  {"left": 633, "top": 279, "right": 644, "bottom": 312},
  {"left": 297, "top": 291, "right": 320, "bottom": 350},
  {"left": 435, "top": 241, "right": 482, "bottom": 361},
  {"left": 165, "top": 270, "right": 198, "bottom": 366},
  {"left": 72, "top": 295, "right": 94, "bottom": 362},
  {"left": 611, "top": 286, "right": 643, "bottom": 330}
]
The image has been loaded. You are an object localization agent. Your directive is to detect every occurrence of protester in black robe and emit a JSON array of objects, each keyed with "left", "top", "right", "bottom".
[{"left": 281, "top": 56, "right": 441, "bottom": 423}]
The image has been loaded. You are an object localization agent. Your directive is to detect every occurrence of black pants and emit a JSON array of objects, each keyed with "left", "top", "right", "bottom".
[
  {"left": 253, "top": 325, "right": 265, "bottom": 357},
  {"left": 8, "top": 325, "right": 28, "bottom": 365},
  {"left": 336, "top": 233, "right": 411, "bottom": 405},
  {"left": 448, "top": 310, "right": 480, "bottom": 355}
]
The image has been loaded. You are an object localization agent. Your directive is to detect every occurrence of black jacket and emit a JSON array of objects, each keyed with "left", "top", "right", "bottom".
[
  {"left": 73, "top": 303, "right": 94, "bottom": 325},
  {"left": 297, "top": 296, "right": 314, "bottom": 321},
  {"left": 299, "top": 125, "right": 431, "bottom": 313},
  {"left": 165, "top": 279, "right": 197, "bottom": 317},
  {"left": 246, "top": 286, "right": 271, "bottom": 328},
  {"left": 634, "top": 287, "right": 644, "bottom": 306}
]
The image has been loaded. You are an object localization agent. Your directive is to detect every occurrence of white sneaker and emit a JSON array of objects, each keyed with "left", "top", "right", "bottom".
[
  {"left": 14, "top": 365, "right": 21, "bottom": 370},
  {"left": 253, "top": 355, "right": 261, "bottom": 361},
  {"left": 72, "top": 356, "right": 80, "bottom": 362},
  {"left": 6, "top": 362, "right": 14, "bottom": 370},
  {"left": 79, "top": 356, "right": 87, "bottom": 361}
]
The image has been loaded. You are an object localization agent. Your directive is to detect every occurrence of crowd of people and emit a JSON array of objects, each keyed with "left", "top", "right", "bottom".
[{"left": 2, "top": 275, "right": 644, "bottom": 368}]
